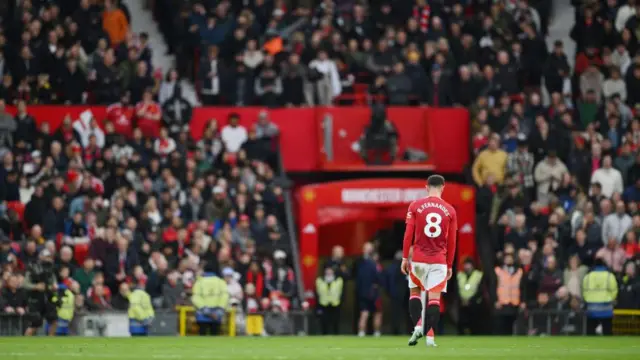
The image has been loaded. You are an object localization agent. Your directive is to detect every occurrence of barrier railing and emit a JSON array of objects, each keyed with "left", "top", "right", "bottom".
[
  {"left": 514, "top": 309, "right": 640, "bottom": 336},
  {"left": 176, "top": 307, "right": 311, "bottom": 336},
  {"left": 0, "top": 313, "right": 30, "bottom": 336}
]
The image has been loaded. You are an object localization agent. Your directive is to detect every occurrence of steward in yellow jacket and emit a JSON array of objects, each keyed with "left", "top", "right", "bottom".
[
  {"left": 128, "top": 284, "right": 154, "bottom": 336},
  {"left": 47, "top": 284, "right": 74, "bottom": 336},
  {"left": 192, "top": 270, "right": 229, "bottom": 336}
]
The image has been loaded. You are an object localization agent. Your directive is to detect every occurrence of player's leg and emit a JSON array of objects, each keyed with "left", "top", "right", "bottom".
[
  {"left": 407, "top": 262, "right": 426, "bottom": 346},
  {"left": 424, "top": 291, "right": 441, "bottom": 346},
  {"left": 423, "top": 264, "right": 448, "bottom": 347}
]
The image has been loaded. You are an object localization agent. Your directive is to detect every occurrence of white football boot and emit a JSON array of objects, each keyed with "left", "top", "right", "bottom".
[{"left": 407, "top": 326, "right": 423, "bottom": 346}]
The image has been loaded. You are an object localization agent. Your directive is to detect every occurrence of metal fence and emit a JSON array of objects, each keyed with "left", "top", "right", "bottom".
[
  {"left": 0, "top": 313, "right": 29, "bottom": 336},
  {"left": 515, "top": 309, "right": 640, "bottom": 336}
]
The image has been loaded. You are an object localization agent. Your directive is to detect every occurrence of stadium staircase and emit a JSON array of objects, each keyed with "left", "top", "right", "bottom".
[{"left": 121, "top": 0, "right": 199, "bottom": 105}]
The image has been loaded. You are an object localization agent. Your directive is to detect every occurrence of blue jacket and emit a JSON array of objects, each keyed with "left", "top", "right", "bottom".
[{"left": 355, "top": 258, "right": 380, "bottom": 300}]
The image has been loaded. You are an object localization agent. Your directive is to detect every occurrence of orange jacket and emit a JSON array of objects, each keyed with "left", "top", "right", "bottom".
[{"left": 103, "top": 9, "right": 129, "bottom": 45}]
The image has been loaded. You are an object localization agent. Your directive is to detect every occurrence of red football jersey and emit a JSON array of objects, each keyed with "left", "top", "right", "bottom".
[
  {"left": 403, "top": 196, "right": 457, "bottom": 267},
  {"left": 107, "top": 102, "right": 133, "bottom": 138}
]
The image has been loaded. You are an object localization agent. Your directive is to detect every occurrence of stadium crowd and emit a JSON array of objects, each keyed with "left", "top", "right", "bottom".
[
  {"left": 0, "top": 0, "right": 297, "bottom": 336},
  {"left": 468, "top": 0, "right": 640, "bottom": 335}
]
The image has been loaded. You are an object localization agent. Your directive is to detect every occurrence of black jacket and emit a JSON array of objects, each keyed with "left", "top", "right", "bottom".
[{"left": 0, "top": 288, "right": 27, "bottom": 309}]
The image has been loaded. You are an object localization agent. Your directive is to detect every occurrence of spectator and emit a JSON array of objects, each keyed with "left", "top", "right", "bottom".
[
  {"left": 221, "top": 113, "right": 248, "bottom": 153},
  {"left": 154, "top": 128, "right": 177, "bottom": 158},
  {"left": 73, "top": 257, "right": 96, "bottom": 296},
  {"left": 254, "top": 110, "right": 279, "bottom": 140},
  {"left": 308, "top": 49, "right": 341, "bottom": 106},
  {"left": 112, "top": 282, "right": 130, "bottom": 310},
  {"left": 280, "top": 53, "right": 307, "bottom": 107},
  {"left": 159, "top": 69, "right": 180, "bottom": 105},
  {"left": 223, "top": 267, "right": 243, "bottom": 304},
  {"left": 602, "top": 200, "right": 633, "bottom": 243},
  {"left": 544, "top": 41, "right": 571, "bottom": 95},
  {"left": 580, "top": 66, "right": 605, "bottom": 102},
  {"left": 617, "top": 261, "right": 640, "bottom": 309},
  {"left": 162, "top": 271, "right": 185, "bottom": 309},
  {"left": 425, "top": 64, "right": 453, "bottom": 107},
  {"left": 0, "top": 100, "right": 17, "bottom": 148},
  {"left": 472, "top": 134, "right": 508, "bottom": 186},
  {"left": 564, "top": 255, "right": 589, "bottom": 300},
  {"left": 0, "top": 274, "right": 27, "bottom": 316},
  {"left": 386, "top": 62, "right": 412, "bottom": 106},
  {"left": 591, "top": 155, "right": 624, "bottom": 198},
  {"left": 254, "top": 55, "right": 283, "bottom": 108},
  {"left": 507, "top": 135, "right": 535, "bottom": 198},
  {"left": 533, "top": 151, "right": 568, "bottom": 205},
  {"left": 102, "top": 0, "right": 129, "bottom": 47},
  {"left": 596, "top": 238, "right": 628, "bottom": 273},
  {"left": 135, "top": 89, "right": 162, "bottom": 138},
  {"left": 537, "top": 255, "right": 563, "bottom": 296},
  {"left": 200, "top": 46, "right": 222, "bottom": 106},
  {"left": 86, "top": 272, "right": 112, "bottom": 311},
  {"left": 603, "top": 67, "right": 627, "bottom": 101}
]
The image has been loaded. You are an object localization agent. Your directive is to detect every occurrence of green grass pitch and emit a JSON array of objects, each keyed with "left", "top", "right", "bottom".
[{"left": 0, "top": 336, "right": 638, "bottom": 360}]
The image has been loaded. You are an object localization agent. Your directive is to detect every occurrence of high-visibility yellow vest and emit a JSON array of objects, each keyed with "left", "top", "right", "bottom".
[
  {"left": 457, "top": 270, "right": 483, "bottom": 302},
  {"left": 495, "top": 267, "right": 522, "bottom": 306},
  {"left": 582, "top": 268, "right": 618, "bottom": 318},
  {"left": 53, "top": 289, "right": 75, "bottom": 321},
  {"left": 192, "top": 275, "right": 229, "bottom": 310},
  {"left": 316, "top": 277, "right": 343, "bottom": 307},
  {"left": 582, "top": 270, "right": 618, "bottom": 303},
  {"left": 128, "top": 289, "right": 154, "bottom": 321}
]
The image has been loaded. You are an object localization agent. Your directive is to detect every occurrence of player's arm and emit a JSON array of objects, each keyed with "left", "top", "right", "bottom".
[
  {"left": 402, "top": 203, "right": 415, "bottom": 260},
  {"left": 446, "top": 210, "right": 458, "bottom": 271},
  {"left": 401, "top": 203, "right": 415, "bottom": 274}
]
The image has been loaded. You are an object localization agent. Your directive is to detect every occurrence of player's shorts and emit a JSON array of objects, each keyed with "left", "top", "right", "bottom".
[{"left": 408, "top": 262, "right": 448, "bottom": 293}]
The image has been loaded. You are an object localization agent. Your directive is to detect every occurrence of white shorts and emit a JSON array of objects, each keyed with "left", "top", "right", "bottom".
[{"left": 408, "top": 262, "right": 448, "bottom": 293}]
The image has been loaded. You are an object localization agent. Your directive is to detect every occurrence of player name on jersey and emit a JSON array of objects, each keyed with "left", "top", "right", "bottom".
[
  {"left": 341, "top": 188, "right": 427, "bottom": 204},
  {"left": 416, "top": 202, "right": 451, "bottom": 217}
]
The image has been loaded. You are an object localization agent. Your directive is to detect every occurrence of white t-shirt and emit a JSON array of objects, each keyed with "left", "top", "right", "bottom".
[{"left": 221, "top": 125, "right": 248, "bottom": 153}]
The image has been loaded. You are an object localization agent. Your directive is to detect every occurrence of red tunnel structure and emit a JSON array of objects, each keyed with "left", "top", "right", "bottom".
[{"left": 296, "top": 179, "right": 476, "bottom": 295}]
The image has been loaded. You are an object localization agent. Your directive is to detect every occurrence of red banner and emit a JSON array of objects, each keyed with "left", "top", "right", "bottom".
[
  {"left": 316, "top": 107, "right": 469, "bottom": 173},
  {"left": 5, "top": 106, "right": 469, "bottom": 173},
  {"left": 296, "top": 179, "right": 476, "bottom": 296}
]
